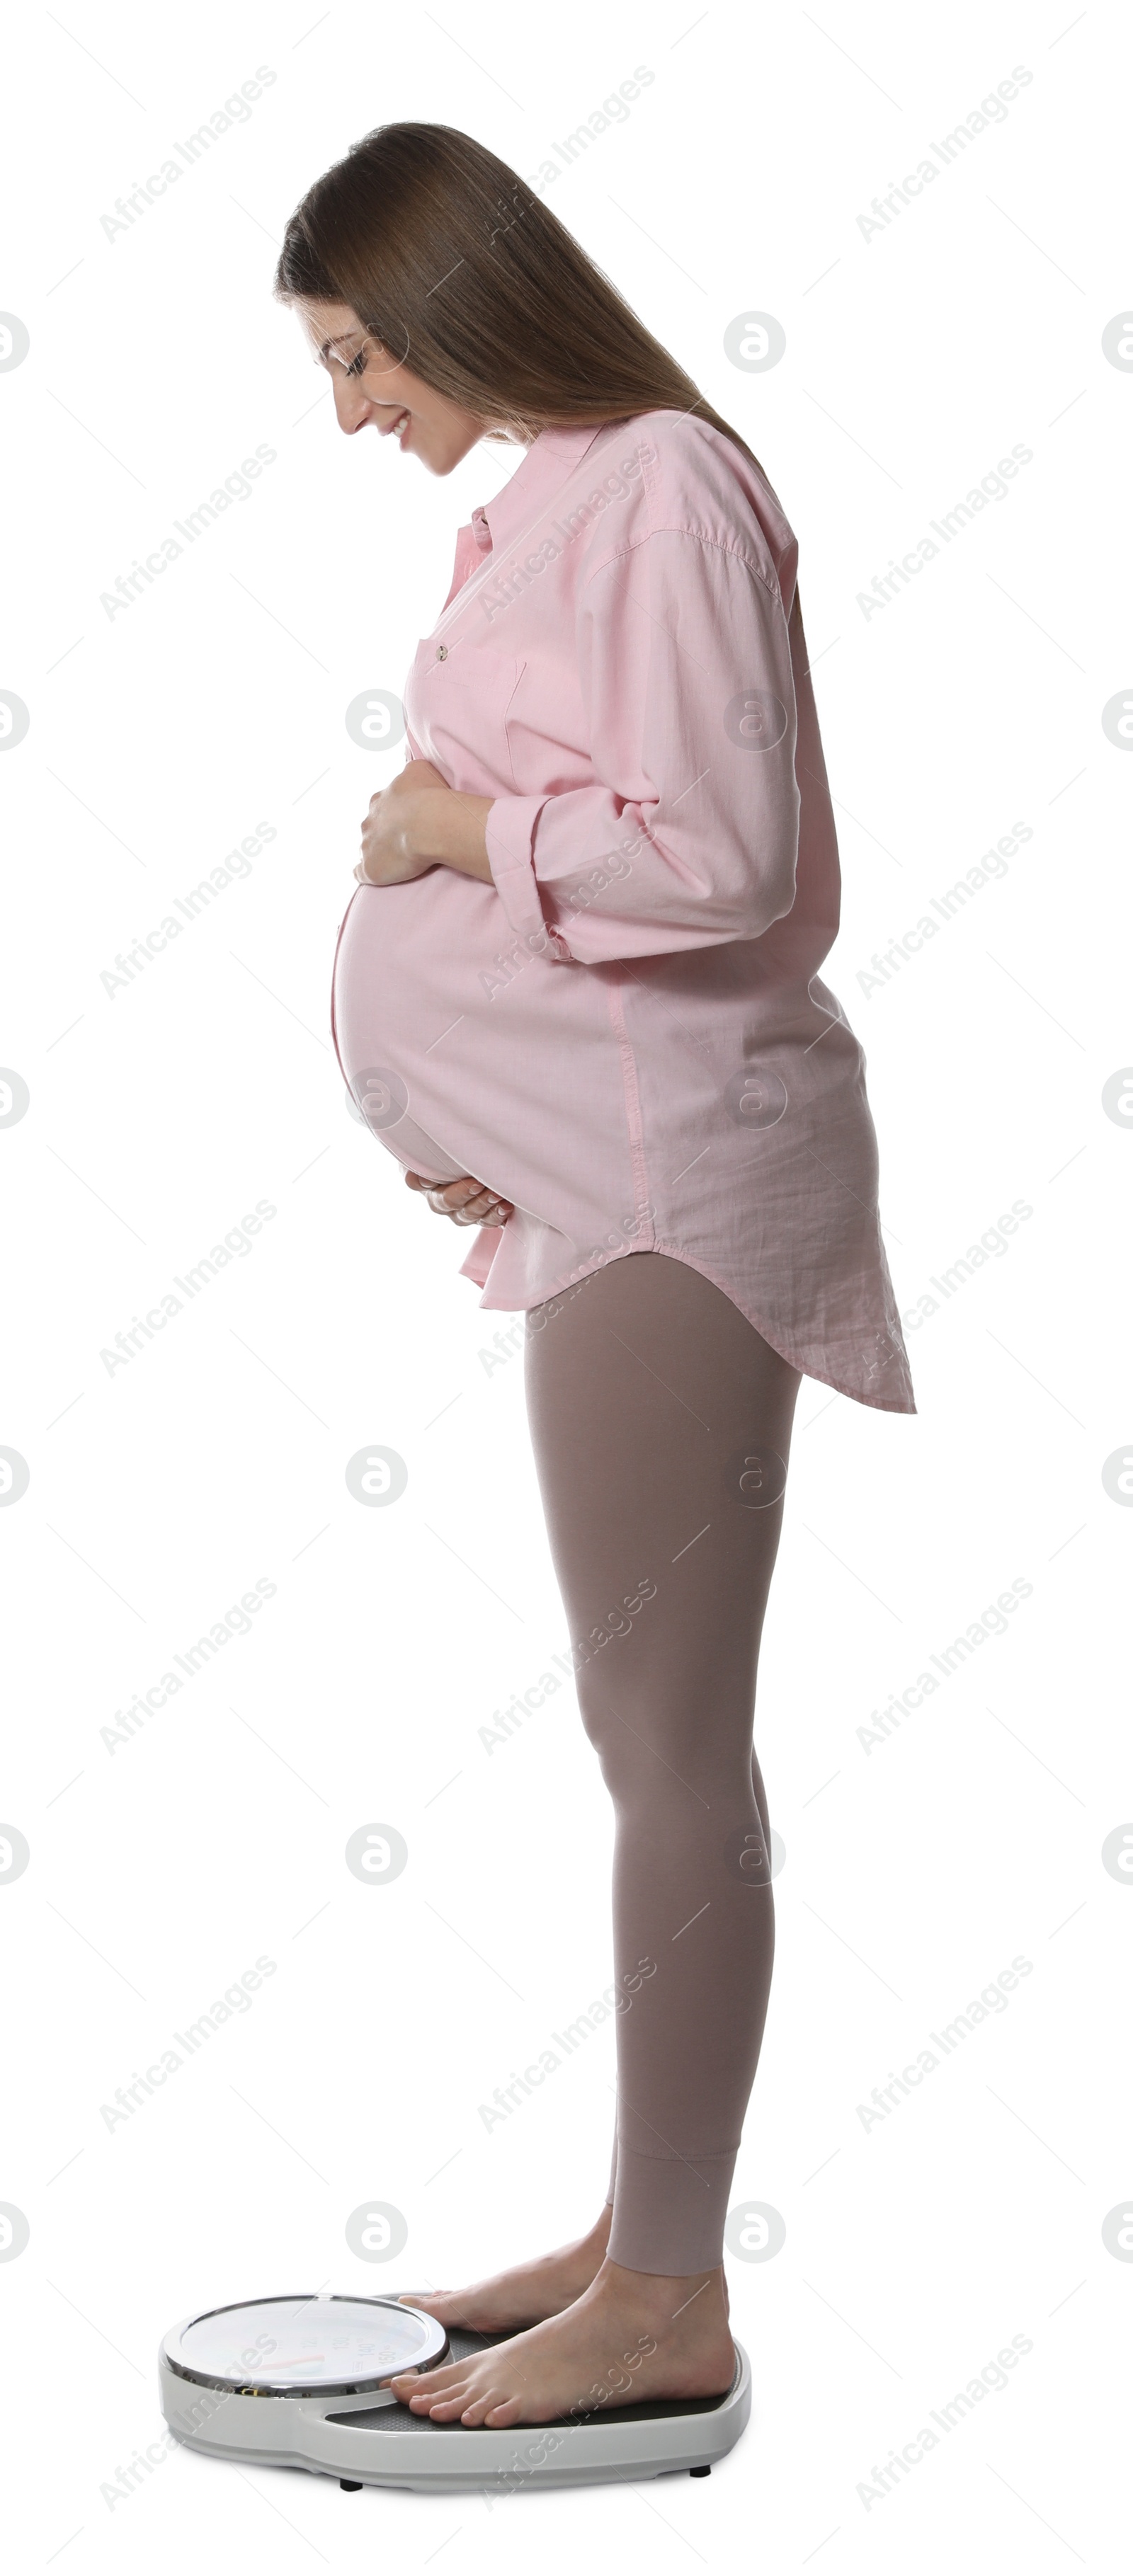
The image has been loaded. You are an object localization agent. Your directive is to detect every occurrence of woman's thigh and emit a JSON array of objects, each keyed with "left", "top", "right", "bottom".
[{"left": 523, "top": 1252, "right": 802, "bottom": 1794}]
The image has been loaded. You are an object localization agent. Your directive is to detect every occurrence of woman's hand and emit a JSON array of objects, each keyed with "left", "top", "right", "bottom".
[
  {"left": 355, "top": 760, "right": 450, "bottom": 886},
  {"left": 355, "top": 761, "right": 494, "bottom": 886},
  {"left": 405, "top": 1170, "right": 513, "bottom": 1227}
]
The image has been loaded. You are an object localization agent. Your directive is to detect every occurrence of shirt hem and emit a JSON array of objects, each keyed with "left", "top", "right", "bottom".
[{"left": 469, "top": 1240, "right": 917, "bottom": 1416}]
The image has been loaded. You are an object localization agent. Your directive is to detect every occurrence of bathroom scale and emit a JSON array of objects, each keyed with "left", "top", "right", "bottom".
[{"left": 159, "top": 2293, "right": 751, "bottom": 2493}]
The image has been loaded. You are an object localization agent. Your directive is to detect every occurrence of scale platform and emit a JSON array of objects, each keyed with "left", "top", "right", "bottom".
[{"left": 159, "top": 2294, "right": 751, "bottom": 2495}]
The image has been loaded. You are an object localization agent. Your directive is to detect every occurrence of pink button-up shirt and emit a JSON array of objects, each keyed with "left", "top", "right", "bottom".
[{"left": 330, "top": 411, "right": 915, "bottom": 1412}]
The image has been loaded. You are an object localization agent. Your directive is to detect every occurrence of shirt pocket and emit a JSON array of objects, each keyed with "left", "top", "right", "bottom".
[{"left": 406, "top": 643, "right": 525, "bottom": 798}]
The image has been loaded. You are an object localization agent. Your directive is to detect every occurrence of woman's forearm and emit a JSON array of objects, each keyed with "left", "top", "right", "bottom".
[{"left": 410, "top": 788, "right": 494, "bottom": 881}]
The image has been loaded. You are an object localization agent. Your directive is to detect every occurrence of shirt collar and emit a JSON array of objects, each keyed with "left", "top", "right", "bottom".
[{"left": 469, "top": 421, "right": 613, "bottom": 560}]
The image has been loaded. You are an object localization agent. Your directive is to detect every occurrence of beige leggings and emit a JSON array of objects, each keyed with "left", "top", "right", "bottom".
[{"left": 523, "top": 1249, "right": 802, "bottom": 2274}]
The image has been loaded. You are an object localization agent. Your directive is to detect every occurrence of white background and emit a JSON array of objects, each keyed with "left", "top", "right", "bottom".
[{"left": 1, "top": 1, "right": 1129, "bottom": 2566}]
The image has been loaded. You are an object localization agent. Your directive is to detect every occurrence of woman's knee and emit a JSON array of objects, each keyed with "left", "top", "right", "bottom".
[{"left": 574, "top": 1672, "right": 749, "bottom": 1808}]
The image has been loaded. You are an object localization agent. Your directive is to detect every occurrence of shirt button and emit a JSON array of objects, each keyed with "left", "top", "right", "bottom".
[{"left": 435, "top": 644, "right": 448, "bottom": 660}]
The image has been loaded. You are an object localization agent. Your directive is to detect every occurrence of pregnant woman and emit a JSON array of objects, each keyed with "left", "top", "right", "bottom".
[{"left": 275, "top": 121, "right": 914, "bottom": 2431}]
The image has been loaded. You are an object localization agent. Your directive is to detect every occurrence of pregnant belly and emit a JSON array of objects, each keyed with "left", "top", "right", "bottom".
[
  {"left": 329, "top": 871, "right": 611, "bottom": 1225},
  {"left": 330, "top": 875, "right": 488, "bottom": 1184}
]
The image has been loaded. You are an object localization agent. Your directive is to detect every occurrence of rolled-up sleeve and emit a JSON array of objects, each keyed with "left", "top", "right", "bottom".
[{"left": 484, "top": 529, "right": 801, "bottom": 965}]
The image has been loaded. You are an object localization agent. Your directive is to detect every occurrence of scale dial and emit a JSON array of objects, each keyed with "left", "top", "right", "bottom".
[{"left": 162, "top": 2294, "right": 448, "bottom": 2398}]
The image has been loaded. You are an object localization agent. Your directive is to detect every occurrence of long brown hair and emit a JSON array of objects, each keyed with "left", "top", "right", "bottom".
[{"left": 274, "top": 122, "right": 764, "bottom": 470}]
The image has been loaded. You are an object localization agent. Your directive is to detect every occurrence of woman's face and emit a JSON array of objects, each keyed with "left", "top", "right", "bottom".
[{"left": 298, "top": 299, "right": 492, "bottom": 474}]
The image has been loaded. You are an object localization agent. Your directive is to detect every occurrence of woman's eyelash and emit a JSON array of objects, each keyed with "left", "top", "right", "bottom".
[{"left": 345, "top": 350, "right": 367, "bottom": 377}]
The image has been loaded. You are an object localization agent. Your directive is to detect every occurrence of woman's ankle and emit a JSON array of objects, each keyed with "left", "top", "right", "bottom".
[
  {"left": 598, "top": 2255, "right": 727, "bottom": 2311},
  {"left": 578, "top": 2204, "right": 613, "bottom": 2255}
]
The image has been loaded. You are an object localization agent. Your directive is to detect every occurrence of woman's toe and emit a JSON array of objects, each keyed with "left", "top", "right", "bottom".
[
  {"left": 458, "top": 2387, "right": 505, "bottom": 2425},
  {"left": 404, "top": 2378, "right": 459, "bottom": 2412},
  {"left": 391, "top": 2364, "right": 458, "bottom": 2405},
  {"left": 428, "top": 2388, "right": 473, "bottom": 2420},
  {"left": 484, "top": 2396, "right": 523, "bottom": 2427}
]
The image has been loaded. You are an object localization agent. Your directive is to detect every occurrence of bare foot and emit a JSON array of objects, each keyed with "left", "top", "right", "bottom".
[
  {"left": 397, "top": 2207, "right": 613, "bottom": 2334},
  {"left": 389, "top": 2255, "right": 734, "bottom": 2427}
]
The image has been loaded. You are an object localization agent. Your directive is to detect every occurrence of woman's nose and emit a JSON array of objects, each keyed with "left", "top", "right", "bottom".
[{"left": 331, "top": 375, "right": 373, "bottom": 435}]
